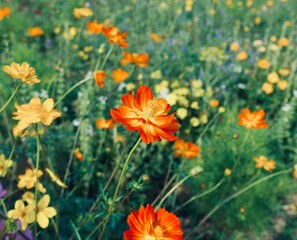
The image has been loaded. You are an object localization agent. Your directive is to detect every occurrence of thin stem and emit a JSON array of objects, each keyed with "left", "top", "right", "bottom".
[
  {"left": 100, "top": 45, "right": 114, "bottom": 70},
  {"left": 185, "top": 168, "right": 292, "bottom": 239},
  {"left": 0, "top": 199, "right": 7, "bottom": 215},
  {"left": 174, "top": 178, "right": 225, "bottom": 212},
  {"left": 0, "top": 83, "right": 20, "bottom": 113},
  {"left": 155, "top": 174, "right": 191, "bottom": 209},
  {"left": 95, "top": 137, "right": 142, "bottom": 240},
  {"left": 34, "top": 124, "right": 41, "bottom": 238},
  {"left": 54, "top": 77, "right": 91, "bottom": 107},
  {"left": 152, "top": 175, "right": 177, "bottom": 207}
]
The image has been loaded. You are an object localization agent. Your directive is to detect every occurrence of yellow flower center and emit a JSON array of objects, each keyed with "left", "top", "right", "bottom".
[{"left": 153, "top": 225, "right": 164, "bottom": 237}]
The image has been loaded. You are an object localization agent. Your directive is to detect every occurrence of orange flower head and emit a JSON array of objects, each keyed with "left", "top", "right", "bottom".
[
  {"left": 94, "top": 70, "right": 107, "bottom": 87},
  {"left": 150, "top": 33, "right": 163, "bottom": 43},
  {"left": 257, "top": 59, "right": 271, "bottom": 69},
  {"left": 102, "top": 26, "right": 128, "bottom": 48},
  {"left": 112, "top": 68, "right": 129, "bottom": 83},
  {"left": 174, "top": 139, "right": 200, "bottom": 158},
  {"left": 96, "top": 119, "right": 115, "bottom": 129},
  {"left": 120, "top": 51, "right": 149, "bottom": 67},
  {"left": 27, "top": 27, "right": 44, "bottom": 37},
  {"left": 86, "top": 20, "right": 104, "bottom": 34},
  {"left": 253, "top": 156, "right": 276, "bottom": 172},
  {"left": 238, "top": 108, "right": 268, "bottom": 129},
  {"left": 74, "top": 148, "right": 84, "bottom": 161},
  {"left": 110, "top": 85, "right": 179, "bottom": 144},
  {"left": 0, "top": 7, "right": 11, "bottom": 20},
  {"left": 124, "top": 204, "right": 183, "bottom": 240}
]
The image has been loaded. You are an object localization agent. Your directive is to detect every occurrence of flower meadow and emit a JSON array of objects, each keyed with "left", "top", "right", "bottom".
[{"left": 0, "top": 0, "right": 297, "bottom": 239}]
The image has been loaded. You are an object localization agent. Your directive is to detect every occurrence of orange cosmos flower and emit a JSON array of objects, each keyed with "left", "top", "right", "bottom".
[
  {"left": 174, "top": 139, "right": 200, "bottom": 158},
  {"left": 73, "top": 7, "right": 93, "bottom": 18},
  {"left": 74, "top": 148, "right": 84, "bottom": 161},
  {"left": 150, "top": 33, "right": 163, "bottom": 43},
  {"left": 110, "top": 85, "right": 179, "bottom": 144},
  {"left": 102, "top": 26, "right": 128, "bottom": 48},
  {"left": 253, "top": 156, "right": 276, "bottom": 172},
  {"left": 120, "top": 51, "right": 149, "bottom": 67},
  {"left": 257, "top": 59, "right": 271, "bottom": 69},
  {"left": 96, "top": 119, "right": 115, "bottom": 129},
  {"left": 94, "top": 70, "right": 107, "bottom": 87},
  {"left": 27, "top": 27, "right": 44, "bottom": 37},
  {"left": 0, "top": 7, "right": 11, "bottom": 20},
  {"left": 112, "top": 68, "right": 129, "bottom": 83},
  {"left": 86, "top": 20, "right": 104, "bottom": 34},
  {"left": 238, "top": 108, "right": 268, "bottom": 129},
  {"left": 124, "top": 204, "right": 183, "bottom": 240}
]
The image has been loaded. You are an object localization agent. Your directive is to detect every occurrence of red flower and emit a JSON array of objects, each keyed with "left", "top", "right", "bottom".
[
  {"left": 238, "top": 108, "right": 268, "bottom": 129},
  {"left": 94, "top": 70, "right": 107, "bottom": 87},
  {"left": 124, "top": 204, "right": 183, "bottom": 240},
  {"left": 110, "top": 85, "right": 178, "bottom": 144}
]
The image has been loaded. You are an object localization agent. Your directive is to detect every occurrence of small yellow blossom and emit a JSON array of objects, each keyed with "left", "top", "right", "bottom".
[
  {"left": 253, "top": 156, "right": 276, "bottom": 172},
  {"left": 200, "top": 114, "right": 208, "bottom": 124},
  {"left": 254, "top": 17, "right": 261, "bottom": 25},
  {"left": 17, "top": 169, "right": 46, "bottom": 193},
  {"left": 266, "top": 0, "right": 274, "bottom": 6},
  {"left": 73, "top": 7, "right": 93, "bottom": 18},
  {"left": 13, "top": 98, "right": 61, "bottom": 132},
  {"left": 224, "top": 168, "right": 232, "bottom": 176},
  {"left": 176, "top": 108, "right": 188, "bottom": 120},
  {"left": 35, "top": 194, "right": 57, "bottom": 229},
  {"left": 237, "top": 51, "right": 248, "bottom": 61},
  {"left": 191, "top": 80, "right": 203, "bottom": 88},
  {"left": 230, "top": 42, "right": 240, "bottom": 51},
  {"left": 218, "top": 107, "right": 226, "bottom": 113},
  {"left": 278, "top": 68, "right": 290, "bottom": 76},
  {"left": 150, "top": 69, "right": 162, "bottom": 79},
  {"left": 262, "top": 82, "right": 273, "bottom": 94},
  {"left": 45, "top": 168, "right": 67, "bottom": 188},
  {"left": 267, "top": 72, "right": 279, "bottom": 84},
  {"left": 0, "top": 154, "right": 13, "bottom": 177},
  {"left": 258, "top": 59, "right": 271, "bottom": 69},
  {"left": 277, "top": 80, "right": 288, "bottom": 90},
  {"left": 277, "top": 38, "right": 289, "bottom": 47},
  {"left": 190, "top": 117, "right": 200, "bottom": 127},
  {"left": 7, "top": 200, "right": 35, "bottom": 230},
  {"left": 126, "top": 83, "right": 136, "bottom": 91},
  {"left": 3, "top": 62, "right": 40, "bottom": 84},
  {"left": 22, "top": 192, "right": 35, "bottom": 204},
  {"left": 210, "top": 99, "right": 219, "bottom": 107},
  {"left": 190, "top": 101, "right": 199, "bottom": 110}
]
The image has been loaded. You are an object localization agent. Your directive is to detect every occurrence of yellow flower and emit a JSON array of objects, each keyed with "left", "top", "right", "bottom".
[
  {"left": 7, "top": 200, "right": 35, "bottom": 230},
  {"left": 176, "top": 108, "right": 188, "bottom": 120},
  {"left": 35, "top": 194, "right": 57, "bottom": 229},
  {"left": 22, "top": 192, "right": 35, "bottom": 204},
  {"left": 45, "top": 168, "right": 67, "bottom": 188},
  {"left": 17, "top": 169, "right": 46, "bottom": 193},
  {"left": 73, "top": 7, "right": 93, "bottom": 18},
  {"left": 277, "top": 38, "right": 289, "bottom": 47},
  {"left": 237, "top": 51, "right": 248, "bottom": 61},
  {"left": 224, "top": 168, "right": 232, "bottom": 176},
  {"left": 230, "top": 42, "right": 240, "bottom": 51},
  {"left": 200, "top": 114, "right": 208, "bottom": 124},
  {"left": 190, "top": 117, "right": 200, "bottom": 127},
  {"left": 262, "top": 82, "right": 273, "bottom": 95},
  {"left": 254, "top": 17, "right": 261, "bottom": 25},
  {"left": 257, "top": 59, "right": 271, "bottom": 69},
  {"left": 267, "top": 72, "right": 279, "bottom": 84},
  {"left": 266, "top": 0, "right": 274, "bottom": 6},
  {"left": 210, "top": 99, "right": 219, "bottom": 107},
  {"left": 13, "top": 98, "right": 61, "bottom": 132},
  {"left": 0, "top": 154, "right": 13, "bottom": 177},
  {"left": 253, "top": 156, "right": 276, "bottom": 172},
  {"left": 277, "top": 80, "right": 288, "bottom": 90},
  {"left": 278, "top": 68, "right": 290, "bottom": 76},
  {"left": 2, "top": 62, "right": 40, "bottom": 84}
]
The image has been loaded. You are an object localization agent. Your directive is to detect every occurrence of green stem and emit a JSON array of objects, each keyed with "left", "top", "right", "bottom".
[
  {"left": 0, "top": 83, "right": 20, "bottom": 113},
  {"left": 34, "top": 124, "right": 41, "bottom": 238},
  {"left": 174, "top": 178, "right": 225, "bottom": 212},
  {"left": 54, "top": 77, "right": 91, "bottom": 107},
  {"left": 0, "top": 199, "right": 7, "bottom": 215},
  {"left": 155, "top": 174, "right": 192, "bottom": 209},
  {"left": 185, "top": 168, "right": 292, "bottom": 239},
  {"left": 100, "top": 45, "right": 114, "bottom": 70},
  {"left": 92, "top": 137, "right": 142, "bottom": 240}
]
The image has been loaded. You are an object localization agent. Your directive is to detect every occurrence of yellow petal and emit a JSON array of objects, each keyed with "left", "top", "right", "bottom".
[
  {"left": 15, "top": 200, "right": 25, "bottom": 211},
  {"left": 38, "top": 194, "right": 50, "bottom": 209},
  {"left": 29, "top": 97, "right": 41, "bottom": 106},
  {"left": 37, "top": 212, "right": 49, "bottom": 229},
  {"left": 43, "top": 207, "right": 57, "bottom": 218},
  {"left": 42, "top": 98, "right": 54, "bottom": 111}
]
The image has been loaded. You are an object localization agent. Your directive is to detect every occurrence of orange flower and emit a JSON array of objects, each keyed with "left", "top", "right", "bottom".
[
  {"left": 27, "top": 27, "right": 44, "bottom": 37},
  {"left": 0, "top": 7, "right": 11, "bottom": 20},
  {"left": 96, "top": 119, "right": 115, "bottom": 129},
  {"left": 253, "top": 156, "right": 276, "bottom": 172},
  {"left": 277, "top": 38, "right": 289, "bottom": 47},
  {"left": 293, "top": 165, "right": 297, "bottom": 179},
  {"left": 86, "top": 20, "right": 104, "bottom": 34},
  {"left": 94, "top": 70, "right": 107, "bottom": 87},
  {"left": 174, "top": 139, "right": 200, "bottom": 158},
  {"left": 124, "top": 204, "right": 183, "bottom": 240},
  {"left": 150, "top": 33, "right": 163, "bottom": 43},
  {"left": 112, "top": 68, "right": 129, "bottom": 83},
  {"left": 238, "top": 108, "right": 268, "bottom": 129},
  {"left": 257, "top": 59, "right": 271, "bottom": 69},
  {"left": 120, "top": 51, "right": 149, "bottom": 67},
  {"left": 102, "top": 26, "right": 128, "bottom": 48},
  {"left": 110, "top": 85, "right": 179, "bottom": 144},
  {"left": 73, "top": 148, "right": 84, "bottom": 161},
  {"left": 237, "top": 51, "right": 248, "bottom": 61}
]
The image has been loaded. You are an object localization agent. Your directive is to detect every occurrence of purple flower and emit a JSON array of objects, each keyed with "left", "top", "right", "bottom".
[
  {"left": 0, "top": 219, "right": 33, "bottom": 240},
  {"left": 0, "top": 183, "right": 7, "bottom": 198}
]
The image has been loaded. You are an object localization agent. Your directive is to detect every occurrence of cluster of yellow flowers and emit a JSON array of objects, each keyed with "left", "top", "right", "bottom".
[{"left": 262, "top": 70, "right": 289, "bottom": 94}]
